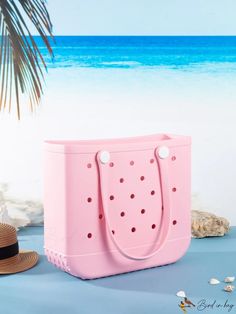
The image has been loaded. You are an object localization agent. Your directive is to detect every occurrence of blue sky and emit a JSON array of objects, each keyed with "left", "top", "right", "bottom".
[{"left": 45, "top": 0, "right": 236, "bottom": 35}]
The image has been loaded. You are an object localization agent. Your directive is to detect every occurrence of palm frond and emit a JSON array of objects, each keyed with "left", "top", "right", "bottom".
[{"left": 0, "top": 0, "right": 54, "bottom": 119}]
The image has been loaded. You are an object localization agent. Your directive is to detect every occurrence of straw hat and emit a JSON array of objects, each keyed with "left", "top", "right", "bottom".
[{"left": 0, "top": 223, "right": 38, "bottom": 274}]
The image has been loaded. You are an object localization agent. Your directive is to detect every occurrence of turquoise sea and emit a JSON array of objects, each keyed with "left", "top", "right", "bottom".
[{"left": 37, "top": 36, "right": 236, "bottom": 72}]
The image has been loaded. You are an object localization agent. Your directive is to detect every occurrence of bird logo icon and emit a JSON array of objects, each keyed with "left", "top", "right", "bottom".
[{"left": 176, "top": 291, "right": 195, "bottom": 313}]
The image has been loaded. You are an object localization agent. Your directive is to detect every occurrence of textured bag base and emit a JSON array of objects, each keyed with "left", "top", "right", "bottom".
[{"left": 45, "top": 237, "right": 190, "bottom": 279}]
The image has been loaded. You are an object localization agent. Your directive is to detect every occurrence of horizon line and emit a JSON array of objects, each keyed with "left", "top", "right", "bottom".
[{"left": 32, "top": 34, "right": 236, "bottom": 37}]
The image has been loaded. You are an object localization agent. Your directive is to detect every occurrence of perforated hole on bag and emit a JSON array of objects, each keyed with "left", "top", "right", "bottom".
[
  {"left": 87, "top": 163, "right": 92, "bottom": 168},
  {"left": 87, "top": 197, "right": 92, "bottom": 203},
  {"left": 140, "top": 176, "right": 145, "bottom": 181},
  {"left": 119, "top": 178, "right": 124, "bottom": 183},
  {"left": 172, "top": 187, "right": 177, "bottom": 192},
  {"left": 173, "top": 220, "right": 177, "bottom": 225}
]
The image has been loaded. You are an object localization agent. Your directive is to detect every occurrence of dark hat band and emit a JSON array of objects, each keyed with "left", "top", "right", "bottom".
[{"left": 0, "top": 242, "right": 19, "bottom": 260}]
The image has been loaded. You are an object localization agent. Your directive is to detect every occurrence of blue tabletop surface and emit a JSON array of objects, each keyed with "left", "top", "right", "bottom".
[{"left": 1, "top": 227, "right": 236, "bottom": 314}]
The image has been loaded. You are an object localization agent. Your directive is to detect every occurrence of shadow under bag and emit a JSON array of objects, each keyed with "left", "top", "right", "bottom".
[{"left": 44, "top": 134, "right": 191, "bottom": 279}]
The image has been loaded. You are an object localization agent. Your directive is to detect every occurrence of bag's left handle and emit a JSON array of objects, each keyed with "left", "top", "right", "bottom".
[{"left": 96, "top": 147, "right": 172, "bottom": 261}]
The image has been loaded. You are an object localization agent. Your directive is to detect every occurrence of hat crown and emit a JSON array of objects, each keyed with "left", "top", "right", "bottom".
[{"left": 0, "top": 223, "right": 17, "bottom": 248}]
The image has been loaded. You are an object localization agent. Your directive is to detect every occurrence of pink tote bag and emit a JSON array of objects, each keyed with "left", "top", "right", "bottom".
[{"left": 44, "top": 134, "right": 191, "bottom": 279}]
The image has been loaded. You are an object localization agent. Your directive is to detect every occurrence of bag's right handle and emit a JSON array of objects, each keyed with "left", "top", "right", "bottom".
[{"left": 96, "top": 146, "right": 172, "bottom": 261}]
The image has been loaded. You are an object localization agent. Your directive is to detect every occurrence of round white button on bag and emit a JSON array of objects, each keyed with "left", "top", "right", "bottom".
[
  {"left": 99, "top": 151, "right": 110, "bottom": 164},
  {"left": 158, "top": 146, "right": 170, "bottom": 159}
]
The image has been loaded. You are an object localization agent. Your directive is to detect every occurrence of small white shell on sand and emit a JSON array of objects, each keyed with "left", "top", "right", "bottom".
[
  {"left": 176, "top": 291, "right": 186, "bottom": 298},
  {"left": 209, "top": 278, "right": 220, "bottom": 285},
  {"left": 224, "top": 277, "right": 235, "bottom": 283},
  {"left": 224, "top": 285, "right": 235, "bottom": 292}
]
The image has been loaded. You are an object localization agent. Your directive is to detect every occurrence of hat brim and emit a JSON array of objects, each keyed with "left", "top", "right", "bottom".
[{"left": 0, "top": 250, "right": 39, "bottom": 275}]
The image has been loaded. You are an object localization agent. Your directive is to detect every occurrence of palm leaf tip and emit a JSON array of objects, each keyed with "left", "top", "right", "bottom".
[{"left": 0, "top": 0, "right": 54, "bottom": 119}]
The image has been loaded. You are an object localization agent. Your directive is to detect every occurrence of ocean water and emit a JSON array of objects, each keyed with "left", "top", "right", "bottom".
[{"left": 36, "top": 36, "right": 236, "bottom": 72}]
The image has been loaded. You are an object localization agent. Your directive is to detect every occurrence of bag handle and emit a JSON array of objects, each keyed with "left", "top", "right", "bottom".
[{"left": 96, "top": 146, "right": 172, "bottom": 261}]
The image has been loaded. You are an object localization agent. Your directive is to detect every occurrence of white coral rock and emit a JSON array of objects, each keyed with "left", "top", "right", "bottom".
[
  {"left": 191, "top": 210, "right": 230, "bottom": 238},
  {"left": 0, "top": 183, "right": 43, "bottom": 230}
]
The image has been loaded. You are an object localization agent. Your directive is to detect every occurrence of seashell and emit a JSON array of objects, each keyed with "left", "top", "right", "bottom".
[
  {"left": 209, "top": 278, "right": 220, "bottom": 285},
  {"left": 224, "top": 285, "right": 235, "bottom": 292},
  {"left": 224, "top": 277, "right": 235, "bottom": 283},
  {"left": 176, "top": 291, "right": 186, "bottom": 298}
]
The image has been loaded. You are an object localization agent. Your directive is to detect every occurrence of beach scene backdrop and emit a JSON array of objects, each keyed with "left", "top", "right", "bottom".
[{"left": 0, "top": 35, "right": 236, "bottom": 223}]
